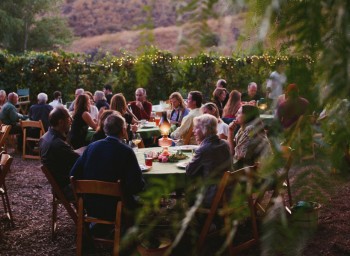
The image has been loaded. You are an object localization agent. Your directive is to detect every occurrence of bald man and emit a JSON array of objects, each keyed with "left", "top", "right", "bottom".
[
  {"left": 129, "top": 88, "right": 152, "bottom": 120},
  {"left": 241, "top": 82, "right": 261, "bottom": 102},
  {"left": 0, "top": 92, "right": 28, "bottom": 150}
]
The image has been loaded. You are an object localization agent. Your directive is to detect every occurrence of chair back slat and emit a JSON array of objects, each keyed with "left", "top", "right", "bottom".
[
  {"left": 0, "top": 154, "right": 13, "bottom": 186},
  {"left": 0, "top": 125, "right": 12, "bottom": 151},
  {"left": 70, "top": 177, "right": 123, "bottom": 256},
  {"left": 72, "top": 180, "right": 123, "bottom": 198},
  {"left": 21, "top": 121, "right": 45, "bottom": 159}
]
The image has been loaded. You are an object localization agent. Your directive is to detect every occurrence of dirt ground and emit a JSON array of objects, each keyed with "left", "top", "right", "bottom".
[{"left": 0, "top": 154, "right": 350, "bottom": 255}]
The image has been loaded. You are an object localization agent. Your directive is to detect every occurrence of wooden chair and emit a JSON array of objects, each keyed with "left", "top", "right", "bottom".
[
  {"left": 196, "top": 167, "right": 259, "bottom": 255},
  {"left": 254, "top": 153, "right": 294, "bottom": 218},
  {"left": 183, "top": 124, "right": 193, "bottom": 145},
  {"left": 17, "top": 88, "right": 30, "bottom": 115},
  {"left": 21, "top": 120, "right": 45, "bottom": 159},
  {"left": 0, "top": 153, "right": 14, "bottom": 227},
  {"left": 41, "top": 165, "right": 77, "bottom": 240},
  {"left": 0, "top": 125, "right": 12, "bottom": 151},
  {"left": 70, "top": 178, "right": 124, "bottom": 256}
]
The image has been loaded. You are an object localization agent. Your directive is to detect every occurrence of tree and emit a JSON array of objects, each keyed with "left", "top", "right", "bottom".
[{"left": 0, "top": 0, "right": 73, "bottom": 52}]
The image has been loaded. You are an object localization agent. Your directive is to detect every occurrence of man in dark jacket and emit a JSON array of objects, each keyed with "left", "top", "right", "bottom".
[
  {"left": 70, "top": 113, "right": 145, "bottom": 220},
  {"left": 39, "top": 106, "right": 79, "bottom": 199}
]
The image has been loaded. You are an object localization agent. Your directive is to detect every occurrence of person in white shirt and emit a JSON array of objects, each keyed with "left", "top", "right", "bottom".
[
  {"left": 266, "top": 62, "right": 287, "bottom": 109},
  {"left": 49, "top": 91, "right": 64, "bottom": 108},
  {"left": 201, "top": 102, "right": 229, "bottom": 140},
  {"left": 171, "top": 91, "right": 202, "bottom": 145}
]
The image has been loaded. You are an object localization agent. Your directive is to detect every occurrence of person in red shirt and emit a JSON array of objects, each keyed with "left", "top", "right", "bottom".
[{"left": 129, "top": 88, "right": 152, "bottom": 120}]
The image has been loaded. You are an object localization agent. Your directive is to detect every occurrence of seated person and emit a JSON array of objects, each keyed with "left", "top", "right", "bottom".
[
  {"left": 186, "top": 114, "right": 232, "bottom": 208},
  {"left": 228, "top": 105, "right": 271, "bottom": 170},
  {"left": 241, "top": 82, "right": 261, "bottom": 103},
  {"left": 169, "top": 92, "right": 189, "bottom": 128},
  {"left": 110, "top": 93, "right": 138, "bottom": 142},
  {"left": 91, "top": 110, "right": 119, "bottom": 142},
  {"left": 68, "top": 94, "right": 98, "bottom": 149},
  {"left": 212, "top": 87, "right": 227, "bottom": 118},
  {"left": 103, "top": 84, "right": 113, "bottom": 104},
  {"left": 277, "top": 84, "right": 310, "bottom": 129},
  {"left": 70, "top": 113, "right": 145, "bottom": 223},
  {"left": 201, "top": 103, "right": 229, "bottom": 140},
  {"left": 94, "top": 90, "right": 110, "bottom": 110},
  {"left": 170, "top": 91, "right": 202, "bottom": 145},
  {"left": 215, "top": 79, "right": 229, "bottom": 107},
  {"left": 222, "top": 90, "right": 242, "bottom": 124},
  {"left": 68, "top": 88, "right": 84, "bottom": 112},
  {"left": 129, "top": 88, "right": 152, "bottom": 120},
  {"left": 29, "top": 92, "right": 53, "bottom": 132},
  {"left": 49, "top": 91, "right": 64, "bottom": 108},
  {"left": 85, "top": 91, "right": 99, "bottom": 122},
  {"left": 39, "top": 106, "right": 80, "bottom": 200},
  {"left": 0, "top": 92, "right": 28, "bottom": 148}
]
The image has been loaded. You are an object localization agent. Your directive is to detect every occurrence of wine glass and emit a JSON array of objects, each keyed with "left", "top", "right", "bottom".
[{"left": 132, "top": 133, "right": 142, "bottom": 151}]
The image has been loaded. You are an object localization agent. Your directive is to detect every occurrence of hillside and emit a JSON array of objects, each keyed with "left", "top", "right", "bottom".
[
  {"left": 61, "top": 0, "right": 250, "bottom": 55},
  {"left": 61, "top": 0, "right": 177, "bottom": 37}
]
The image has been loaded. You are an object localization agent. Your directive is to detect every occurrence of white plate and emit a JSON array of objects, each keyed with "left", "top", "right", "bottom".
[
  {"left": 176, "top": 162, "right": 188, "bottom": 169},
  {"left": 177, "top": 145, "right": 199, "bottom": 151},
  {"left": 139, "top": 164, "right": 151, "bottom": 172},
  {"left": 142, "top": 124, "right": 156, "bottom": 128}
]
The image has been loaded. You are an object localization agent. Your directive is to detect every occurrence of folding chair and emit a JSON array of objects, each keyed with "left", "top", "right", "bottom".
[
  {"left": 17, "top": 88, "right": 30, "bottom": 114},
  {"left": 0, "top": 125, "right": 12, "bottom": 151},
  {"left": 254, "top": 153, "right": 294, "bottom": 217},
  {"left": 0, "top": 153, "right": 14, "bottom": 227},
  {"left": 21, "top": 120, "right": 45, "bottom": 159},
  {"left": 70, "top": 177, "right": 124, "bottom": 256},
  {"left": 196, "top": 167, "right": 259, "bottom": 255},
  {"left": 41, "top": 165, "right": 77, "bottom": 240}
]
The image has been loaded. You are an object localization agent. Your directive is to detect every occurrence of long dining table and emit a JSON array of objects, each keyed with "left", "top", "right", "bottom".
[{"left": 135, "top": 147, "right": 194, "bottom": 191}]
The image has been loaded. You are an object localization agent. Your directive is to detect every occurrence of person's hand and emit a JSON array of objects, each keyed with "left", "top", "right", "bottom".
[
  {"left": 228, "top": 120, "right": 238, "bottom": 132},
  {"left": 135, "top": 101, "right": 143, "bottom": 110},
  {"left": 131, "top": 124, "right": 138, "bottom": 133},
  {"left": 249, "top": 100, "right": 256, "bottom": 106}
]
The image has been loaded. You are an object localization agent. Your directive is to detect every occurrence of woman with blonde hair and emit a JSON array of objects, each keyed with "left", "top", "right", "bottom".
[
  {"left": 68, "top": 94, "right": 98, "bottom": 149},
  {"left": 169, "top": 92, "right": 189, "bottom": 127},
  {"left": 201, "top": 102, "right": 229, "bottom": 140},
  {"left": 222, "top": 90, "right": 242, "bottom": 124}
]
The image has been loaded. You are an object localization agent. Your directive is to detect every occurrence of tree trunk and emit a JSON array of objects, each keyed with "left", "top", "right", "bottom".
[{"left": 24, "top": 19, "right": 28, "bottom": 52}]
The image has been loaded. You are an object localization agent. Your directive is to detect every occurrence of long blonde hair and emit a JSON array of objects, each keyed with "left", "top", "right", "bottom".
[
  {"left": 169, "top": 92, "right": 186, "bottom": 110},
  {"left": 222, "top": 90, "right": 241, "bottom": 117}
]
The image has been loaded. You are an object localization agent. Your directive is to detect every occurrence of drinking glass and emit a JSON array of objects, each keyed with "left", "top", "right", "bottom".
[{"left": 131, "top": 133, "right": 142, "bottom": 151}]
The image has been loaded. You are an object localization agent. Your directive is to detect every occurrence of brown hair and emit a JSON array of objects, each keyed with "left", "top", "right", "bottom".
[
  {"left": 212, "top": 88, "right": 226, "bottom": 102},
  {"left": 222, "top": 90, "right": 241, "bottom": 117},
  {"left": 74, "top": 94, "right": 89, "bottom": 117},
  {"left": 96, "top": 110, "right": 120, "bottom": 133},
  {"left": 110, "top": 93, "right": 127, "bottom": 115},
  {"left": 201, "top": 102, "right": 220, "bottom": 119}
]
